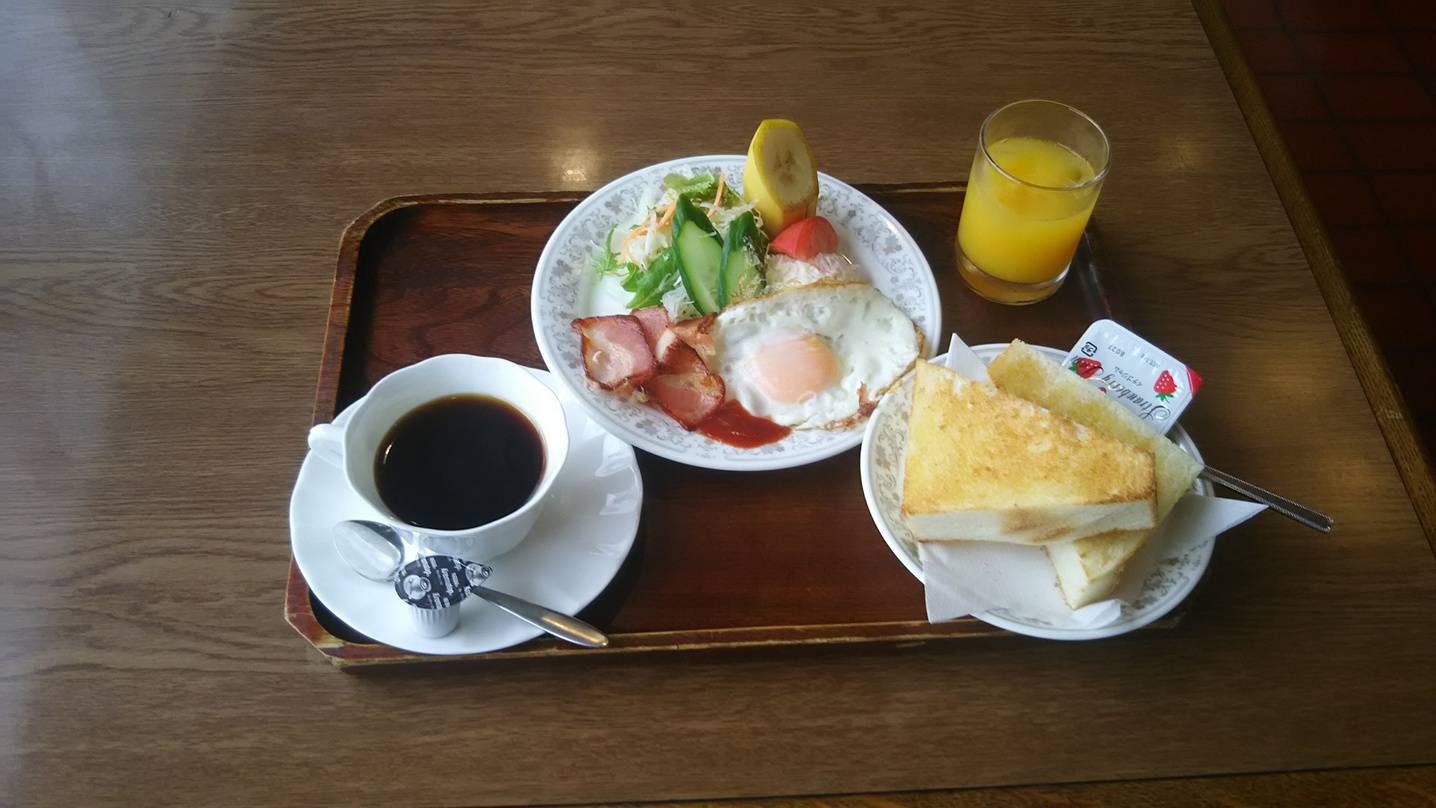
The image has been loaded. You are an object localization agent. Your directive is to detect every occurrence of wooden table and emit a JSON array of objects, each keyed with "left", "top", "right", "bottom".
[{"left": 3, "top": 0, "right": 1433, "bottom": 805}]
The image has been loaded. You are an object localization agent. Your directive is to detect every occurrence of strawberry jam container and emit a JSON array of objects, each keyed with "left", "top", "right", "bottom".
[{"left": 1062, "top": 319, "right": 1201, "bottom": 434}]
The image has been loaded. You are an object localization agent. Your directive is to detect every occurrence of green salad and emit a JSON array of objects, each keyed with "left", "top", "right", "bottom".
[{"left": 595, "top": 172, "right": 768, "bottom": 317}]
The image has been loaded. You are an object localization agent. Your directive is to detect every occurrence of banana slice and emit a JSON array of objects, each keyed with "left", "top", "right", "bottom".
[{"left": 742, "top": 119, "right": 819, "bottom": 238}]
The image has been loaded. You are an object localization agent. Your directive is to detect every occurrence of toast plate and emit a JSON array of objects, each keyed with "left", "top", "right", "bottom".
[
  {"left": 859, "top": 345, "right": 1215, "bottom": 641},
  {"left": 531, "top": 155, "right": 941, "bottom": 472},
  {"left": 290, "top": 368, "right": 642, "bottom": 655}
]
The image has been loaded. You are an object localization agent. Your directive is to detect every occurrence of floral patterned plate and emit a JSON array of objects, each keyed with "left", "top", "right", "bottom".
[
  {"left": 859, "top": 345, "right": 1215, "bottom": 640},
  {"left": 531, "top": 155, "right": 942, "bottom": 471}
]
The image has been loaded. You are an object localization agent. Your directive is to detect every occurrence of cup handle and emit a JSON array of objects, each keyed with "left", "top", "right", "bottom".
[{"left": 307, "top": 423, "right": 346, "bottom": 467}]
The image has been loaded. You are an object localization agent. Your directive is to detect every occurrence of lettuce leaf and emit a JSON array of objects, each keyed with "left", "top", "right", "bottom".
[
  {"left": 663, "top": 171, "right": 742, "bottom": 208},
  {"left": 592, "top": 226, "right": 626, "bottom": 276},
  {"left": 624, "top": 244, "right": 680, "bottom": 309}
]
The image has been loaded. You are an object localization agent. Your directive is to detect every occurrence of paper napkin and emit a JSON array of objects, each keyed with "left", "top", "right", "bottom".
[
  {"left": 913, "top": 334, "right": 1268, "bottom": 630},
  {"left": 918, "top": 494, "right": 1266, "bottom": 628},
  {"left": 942, "top": 333, "right": 991, "bottom": 383}
]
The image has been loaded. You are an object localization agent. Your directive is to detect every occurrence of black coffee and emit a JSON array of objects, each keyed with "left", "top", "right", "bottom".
[{"left": 374, "top": 394, "right": 545, "bottom": 531}]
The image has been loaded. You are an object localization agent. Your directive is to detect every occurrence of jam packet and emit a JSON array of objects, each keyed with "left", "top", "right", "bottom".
[{"left": 1063, "top": 319, "right": 1201, "bottom": 434}]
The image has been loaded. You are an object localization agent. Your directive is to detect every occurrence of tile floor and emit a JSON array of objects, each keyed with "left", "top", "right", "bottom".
[{"left": 1222, "top": 0, "right": 1436, "bottom": 463}]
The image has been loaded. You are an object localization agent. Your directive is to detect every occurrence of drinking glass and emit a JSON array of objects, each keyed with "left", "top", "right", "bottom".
[{"left": 956, "top": 100, "right": 1111, "bottom": 305}]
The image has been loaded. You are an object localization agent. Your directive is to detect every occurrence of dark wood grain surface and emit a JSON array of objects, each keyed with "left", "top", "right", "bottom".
[{"left": 2, "top": 0, "right": 1433, "bottom": 805}]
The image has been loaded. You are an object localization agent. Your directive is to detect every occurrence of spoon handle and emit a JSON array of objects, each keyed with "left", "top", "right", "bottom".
[
  {"left": 470, "top": 587, "right": 610, "bottom": 648},
  {"left": 1200, "top": 466, "right": 1333, "bottom": 533}
]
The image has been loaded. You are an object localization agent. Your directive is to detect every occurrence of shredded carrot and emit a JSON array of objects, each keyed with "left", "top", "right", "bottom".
[
  {"left": 618, "top": 201, "right": 678, "bottom": 263},
  {"left": 614, "top": 228, "right": 643, "bottom": 262},
  {"left": 713, "top": 175, "right": 726, "bottom": 206},
  {"left": 620, "top": 224, "right": 646, "bottom": 263}
]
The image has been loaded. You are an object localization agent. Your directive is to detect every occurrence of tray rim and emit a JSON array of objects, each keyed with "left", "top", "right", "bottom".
[{"left": 284, "top": 186, "right": 1164, "bottom": 668}]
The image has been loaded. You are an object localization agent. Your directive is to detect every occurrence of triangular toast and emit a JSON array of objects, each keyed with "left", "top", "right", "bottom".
[
  {"left": 901, "top": 360, "right": 1157, "bottom": 544},
  {"left": 987, "top": 341, "right": 1204, "bottom": 607}
]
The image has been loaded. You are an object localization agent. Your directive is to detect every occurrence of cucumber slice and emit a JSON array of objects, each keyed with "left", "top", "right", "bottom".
[
  {"left": 719, "top": 210, "right": 766, "bottom": 307},
  {"left": 672, "top": 196, "right": 723, "bottom": 315}
]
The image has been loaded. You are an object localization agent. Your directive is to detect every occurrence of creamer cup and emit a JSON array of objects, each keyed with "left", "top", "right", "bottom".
[{"left": 394, "top": 555, "right": 483, "bottom": 638}]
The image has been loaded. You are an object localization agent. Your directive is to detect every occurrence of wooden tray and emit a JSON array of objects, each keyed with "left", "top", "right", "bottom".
[{"left": 285, "top": 184, "right": 1132, "bottom": 667}]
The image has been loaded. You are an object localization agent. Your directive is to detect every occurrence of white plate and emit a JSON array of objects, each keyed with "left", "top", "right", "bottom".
[
  {"left": 531, "top": 155, "right": 942, "bottom": 471},
  {"left": 859, "top": 345, "right": 1215, "bottom": 640},
  {"left": 289, "top": 368, "right": 642, "bottom": 655}
]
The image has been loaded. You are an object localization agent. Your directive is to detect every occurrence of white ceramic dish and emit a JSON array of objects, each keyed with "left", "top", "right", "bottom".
[
  {"left": 531, "top": 155, "right": 942, "bottom": 471},
  {"left": 859, "top": 345, "right": 1215, "bottom": 640},
  {"left": 290, "top": 368, "right": 642, "bottom": 655}
]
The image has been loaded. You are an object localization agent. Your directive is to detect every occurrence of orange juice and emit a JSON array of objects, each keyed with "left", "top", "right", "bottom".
[{"left": 957, "top": 136, "right": 1101, "bottom": 288}]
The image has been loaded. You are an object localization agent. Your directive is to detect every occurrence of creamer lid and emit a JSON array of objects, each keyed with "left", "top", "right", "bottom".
[{"left": 394, "top": 555, "right": 487, "bottom": 610}]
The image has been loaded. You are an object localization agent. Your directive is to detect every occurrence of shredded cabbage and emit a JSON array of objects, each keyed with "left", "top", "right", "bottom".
[
  {"left": 622, "top": 208, "right": 672, "bottom": 269},
  {"left": 661, "top": 283, "right": 699, "bottom": 321},
  {"left": 701, "top": 198, "right": 759, "bottom": 241}
]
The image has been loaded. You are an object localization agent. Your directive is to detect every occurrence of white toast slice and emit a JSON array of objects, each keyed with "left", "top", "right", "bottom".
[
  {"left": 900, "top": 360, "right": 1157, "bottom": 544},
  {"left": 987, "top": 341, "right": 1204, "bottom": 607}
]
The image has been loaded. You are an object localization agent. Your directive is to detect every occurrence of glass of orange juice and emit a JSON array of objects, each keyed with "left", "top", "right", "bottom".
[{"left": 956, "top": 100, "right": 1111, "bottom": 305}]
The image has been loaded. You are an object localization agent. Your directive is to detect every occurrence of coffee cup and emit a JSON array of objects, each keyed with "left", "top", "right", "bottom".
[{"left": 307, "top": 354, "right": 569, "bottom": 563}]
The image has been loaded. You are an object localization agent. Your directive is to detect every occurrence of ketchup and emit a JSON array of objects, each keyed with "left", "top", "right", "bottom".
[{"left": 695, "top": 400, "right": 791, "bottom": 448}]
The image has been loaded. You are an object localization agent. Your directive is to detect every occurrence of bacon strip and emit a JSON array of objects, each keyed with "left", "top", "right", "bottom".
[
  {"left": 573, "top": 310, "right": 725, "bottom": 430},
  {"left": 643, "top": 338, "right": 725, "bottom": 429},
  {"left": 572, "top": 315, "right": 657, "bottom": 393},
  {"left": 671, "top": 313, "right": 718, "bottom": 357},
  {"left": 630, "top": 307, "right": 671, "bottom": 353}
]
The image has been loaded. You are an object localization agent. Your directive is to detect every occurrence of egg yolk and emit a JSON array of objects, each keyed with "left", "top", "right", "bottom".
[{"left": 746, "top": 332, "right": 839, "bottom": 405}]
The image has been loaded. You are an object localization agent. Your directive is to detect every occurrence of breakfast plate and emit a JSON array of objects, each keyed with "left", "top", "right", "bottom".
[
  {"left": 531, "top": 155, "right": 942, "bottom": 471},
  {"left": 289, "top": 369, "right": 642, "bottom": 655},
  {"left": 859, "top": 345, "right": 1215, "bottom": 641}
]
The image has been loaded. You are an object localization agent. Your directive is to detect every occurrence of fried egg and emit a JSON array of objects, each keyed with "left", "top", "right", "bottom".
[{"left": 712, "top": 282, "right": 923, "bottom": 429}]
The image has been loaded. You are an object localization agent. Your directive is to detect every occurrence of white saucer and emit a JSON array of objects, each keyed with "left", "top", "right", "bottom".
[{"left": 289, "top": 368, "right": 642, "bottom": 655}]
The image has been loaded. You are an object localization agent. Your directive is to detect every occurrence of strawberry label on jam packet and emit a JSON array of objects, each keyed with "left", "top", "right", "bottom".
[
  {"left": 1063, "top": 319, "right": 1201, "bottom": 434},
  {"left": 1072, "top": 357, "right": 1102, "bottom": 379}
]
